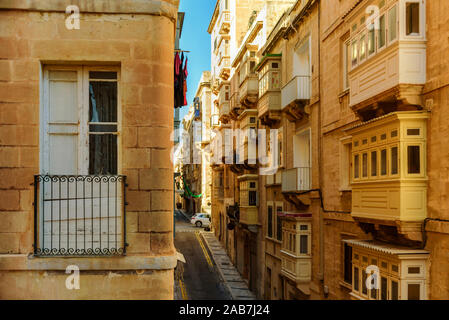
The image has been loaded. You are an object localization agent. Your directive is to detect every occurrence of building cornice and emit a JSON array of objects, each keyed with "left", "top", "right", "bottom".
[
  {"left": 0, "top": 0, "right": 180, "bottom": 20},
  {"left": 207, "top": 0, "right": 220, "bottom": 34}
]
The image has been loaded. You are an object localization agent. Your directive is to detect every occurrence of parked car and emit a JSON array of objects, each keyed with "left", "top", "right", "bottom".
[{"left": 191, "top": 213, "right": 211, "bottom": 228}]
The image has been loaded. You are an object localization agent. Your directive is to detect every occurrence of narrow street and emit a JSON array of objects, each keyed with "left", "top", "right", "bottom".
[{"left": 174, "top": 210, "right": 231, "bottom": 300}]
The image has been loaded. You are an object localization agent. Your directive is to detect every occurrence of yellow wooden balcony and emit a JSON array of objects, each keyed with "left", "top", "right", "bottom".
[
  {"left": 239, "top": 206, "right": 258, "bottom": 226},
  {"left": 346, "top": 111, "right": 429, "bottom": 240},
  {"left": 280, "top": 217, "right": 312, "bottom": 284},
  {"left": 257, "top": 55, "right": 282, "bottom": 125},
  {"left": 218, "top": 82, "right": 230, "bottom": 122}
]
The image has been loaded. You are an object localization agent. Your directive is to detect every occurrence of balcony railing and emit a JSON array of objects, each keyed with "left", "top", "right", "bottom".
[
  {"left": 282, "top": 167, "right": 311, "bottom": 193},
  {"left": 281, "top": 76, "right": 310, "bottom": 109},
  {"left": 33, "top": 175, "right": 127, "bottom": 256}
]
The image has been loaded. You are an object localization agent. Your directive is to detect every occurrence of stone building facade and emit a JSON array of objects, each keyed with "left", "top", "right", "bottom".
[
  {"left": 209, "top": 0, "right": 449, "bottom": 300},
  {"left": 0, "top": 0, "right": 180, "bottom": 299},
  {"left": 180, "top": 72, "right": 213, "bottom": 215}
]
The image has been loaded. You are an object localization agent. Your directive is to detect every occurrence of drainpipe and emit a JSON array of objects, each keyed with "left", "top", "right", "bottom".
[{"left": 317, "top": 0, "right": 324, "bottom": 283}]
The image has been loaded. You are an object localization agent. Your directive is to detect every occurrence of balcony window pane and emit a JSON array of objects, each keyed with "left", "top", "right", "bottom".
[
  {"left": 381, "top": 277, "right": 388, "bottom": 300},
  {"left": 359, "top": 35, "right": 366, "bottom": 61},
  {"left": 344, "top": 244, "right": 353, "bottom": 284},
  {"left": 388, "top": 5, "right": 398, "bottom": 42},
  {"left": 276, "top": 206, "right": 282, "bottom": 241},
  {"left": 378, "top": 15, "right": 386, "bottom": 49},
  {"left": 362, "top": 153, "right": 368, "bottom": 177},
  {"left": 351, "top": 40, "right": 358, "bottom": 67},
  {"left": 89, "top": 134, "right": 118, "bottom": 175},
  {"left": 371, "top": 151, "right": 377, "bottom": 176},
  {"left": 391, "top": 280, "right": 399, "bottom": 300},
  {"left": 391, "top": 147, "right": 398, "bottom": 175},
  {"left": 368, "top": 27, "right": 375, "bottom": 55},
  {"left": 408, "top": 283, "right": 420, "bottom": 300},
  {"left": 300, "top": 235, "right": 308, "bottom": 254},
  {"left": 354, "top": 154, "right": 360, "bottom": 179},
  {"left": 267, "top": 206, "right": 273, "bottom": 238},
  {"left": 381, "top": 149, "right": 387, "bottom": 175},
  {"left": 406, "top": 2, "right": 420, "bottom": 36},
  {"left": 407, "top": 145, "right": 421, "bottom": 174},
  {"left": 249, "top": 190, "right": 257, "bottom": 206},
  {"left": 362, "top": 272, "right": 368, "bottom": 295},
  {"left": 354, "top": 267, "right": 360, "bottom": 291}
]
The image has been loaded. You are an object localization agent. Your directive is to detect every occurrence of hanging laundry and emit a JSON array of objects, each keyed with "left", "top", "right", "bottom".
[
  {"left": 183, "top": 56, "right": 188, "bottom": 106},
  {"left": 174, "top": 51, "right": 188, "bottom": 109}
]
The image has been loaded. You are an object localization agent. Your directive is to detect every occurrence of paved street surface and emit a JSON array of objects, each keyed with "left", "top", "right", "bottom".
[{"left": 174, "top": 210, "right": 231, "bottom": 300}]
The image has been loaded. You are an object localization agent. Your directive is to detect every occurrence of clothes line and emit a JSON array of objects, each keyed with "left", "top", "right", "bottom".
[{"left": 174, "top": 49, "right": 191, "bottom": 53}]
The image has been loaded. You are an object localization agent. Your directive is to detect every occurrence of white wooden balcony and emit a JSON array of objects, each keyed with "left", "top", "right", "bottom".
[
  {"left": 282, "top": 167, "right": 311, "bottom": 193},
  {"left": 218, "top": 10, "right": 231, "bottom": 34},
  {"left": 281, "top": 76, "right": 310, "bottom": 110}
]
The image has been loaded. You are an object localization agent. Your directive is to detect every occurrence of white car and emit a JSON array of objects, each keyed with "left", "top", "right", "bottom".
[{"left": 191, "top": 213, "right": 211, "bottom": 228}]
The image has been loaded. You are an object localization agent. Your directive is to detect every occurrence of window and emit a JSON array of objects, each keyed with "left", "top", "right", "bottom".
[
  {"left": 340, "top": 139, "right": 352, "bottom": 189},
  {"left": 278, "top": 129, "right": 283, "bottom": 168},
  {"left": 276, "top": 206, "right": 283, "bottom": 241},
  {"left": 267, "top": 205, "right": 273, "bottom": 238},
  {"left": 299, "top": 235, "right": 308, "bottom": 254},
  {"left": 391, "top": 147, "right": 398, "bottom": 175},
  {"left": 371, "top": 151, "right": 377, "bottom": 177},
  {"left": 344, "top": 243, "right": 353, "bottom": 284},
  {"left": 351, "top": 40, "right": 358, "bottom": 67},
  {"left": 39, "top": 66, "right": 123, "bottom": 256},
  {"left": 391, "top": 280, "right": 399, "bottom": 300},
  {"left": 354, "top": 267, "right": 360, "bottom": 291},
  {"left": 342, "top": 40, "right": 350, "bottom": 90},
  {"left": 354, "top": 154, "right": 360, "bottom": 179},
  {"left": 359, "top": 34, "right": 367, "bottom": 61},
  {"left": 43, "top": 68, "right": 119, "bottom": 175},
  {"left": 362, "top": 153, "right": 368, "bottom": 177},
  {"left": 368, "top": 26, "right": 375, "bottom": 56},
  {"left": 381, "top": 149, "right": 387, "bottom": 175},
  {"left": 381, "top": 277, "right": 388, "bottom": 300},
  {"left": 362, "top": 272, "right": 368, "bottom": 296},
  {"left": 406, "top": 2, "right": 420, "bottom": 36},
  {"left": 388, "top": 5, "right": 398, "bottom": 43},
  {"left": 249, "top": 190, "right": 257, "bottom": 206},
  {"left": 378, "top": 14, "right": 386, "bottom": 49},
  {"left": 407, "top": 146, "right": 420, "bottom": 174}
]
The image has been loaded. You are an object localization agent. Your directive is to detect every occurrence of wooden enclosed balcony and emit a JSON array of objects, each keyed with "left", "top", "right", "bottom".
[
  {"left": 238, "top": 175, "right": 259, "bottom": 226},
  {"left": 346, "top": 111, "right": 429, "bottom": 242},
  {"left": 218, "top": 82, "right": 230, "bottom": 123},
  {"left": 218, "top": 57, "right": 230, "bottom": 80},
  {"left": 281, "top": 76, "right": 310, "bottom": 121},
  {"left": 257, "top": 55, "right": 282, "bottom": 125},
  {"left": 347, "top": 0, "right": 427, "bottom": 120},
  {"left": 280, "top": 216, "right": 312, "bottom": 286},
  {"left": 239, "top": 75, "right": 258, "bottom": 108}
]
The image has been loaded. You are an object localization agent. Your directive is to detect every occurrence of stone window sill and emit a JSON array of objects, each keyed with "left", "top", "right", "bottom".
[{"left": 0, "top": 253, "right": 177, "bottom": 271}]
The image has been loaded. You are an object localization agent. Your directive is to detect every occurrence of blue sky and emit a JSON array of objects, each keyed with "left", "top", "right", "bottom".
[{"left": 177, "top": 0, "right": 215, "bottom": 121}]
